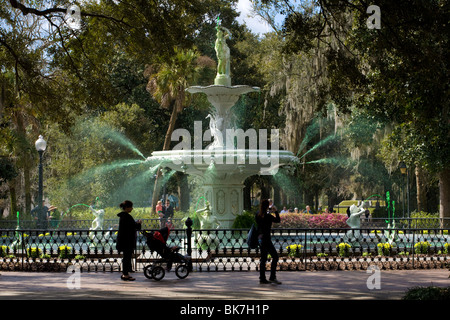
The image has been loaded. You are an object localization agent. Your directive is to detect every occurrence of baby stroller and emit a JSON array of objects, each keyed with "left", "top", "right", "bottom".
[{"left": 141, "top": 227, "right": 190, "bottom": 281}]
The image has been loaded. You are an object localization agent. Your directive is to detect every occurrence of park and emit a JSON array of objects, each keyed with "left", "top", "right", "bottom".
[{"left": 0, "top": 1, "right": 449, "bottom": 301}]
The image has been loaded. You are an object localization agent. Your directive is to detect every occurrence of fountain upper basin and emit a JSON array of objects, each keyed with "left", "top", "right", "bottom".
[{"left": 147, "top": 149, "right": 298, "bottom": 183}]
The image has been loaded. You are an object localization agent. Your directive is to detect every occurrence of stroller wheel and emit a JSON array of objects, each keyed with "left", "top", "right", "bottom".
[
  {"left": 151, "top": 265, "right": 165, "bottom": 281},
  {"left": 143, "top": 265, "right": 153, "bottom": 279},
  {"left": 175, "top": 264, "right": 189, "bottom": 279}
]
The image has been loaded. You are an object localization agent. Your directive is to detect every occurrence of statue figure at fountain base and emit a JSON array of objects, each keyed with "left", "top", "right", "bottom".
[
  {"left": 346, "top": 204, "right": 365, "bottom": 243},
  {"left": 384, "top": 220, "right": 398, "bottom": 246},
  {"left": 11, "top": 226, "right": 22, "bottom": 250},
  {"left": 88, "top": 206, "right": 111, "bottom": 248},
  {"left": 196, "top": 201, "right": 221, "bottom": 250}
]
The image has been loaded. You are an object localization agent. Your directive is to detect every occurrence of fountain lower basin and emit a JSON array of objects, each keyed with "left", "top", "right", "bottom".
[{"left": 147, "top": 149, "right": 299, "bottom": 227}]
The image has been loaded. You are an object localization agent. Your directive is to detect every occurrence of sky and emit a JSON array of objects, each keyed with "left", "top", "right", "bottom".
[{"left": 235, "top": 0, "right": 272, "bottom": 35}]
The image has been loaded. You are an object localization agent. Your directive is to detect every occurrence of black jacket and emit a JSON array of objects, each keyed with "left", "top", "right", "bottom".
[
  {"left": 116, "top": 211, "right": 141, "bottom": 252},
  {"left": 255, "top": 210, "right": 280, "bottom": 240}
]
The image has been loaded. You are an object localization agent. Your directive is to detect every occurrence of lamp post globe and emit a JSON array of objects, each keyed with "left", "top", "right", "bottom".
[{"left": 35, "top": 135, "right": 47, "bottom": 152}]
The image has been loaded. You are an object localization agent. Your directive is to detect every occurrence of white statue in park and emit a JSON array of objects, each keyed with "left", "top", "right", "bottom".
[
  {"left": 196, "top": 201, "right": 221, "bottom": 250},
  {"left": 89, "top": 206, "right": 105, "bottom": 231},
  {"left": 89, "top": 206, "right": 110, "bottom": 247},
  {"left": 206, "top": 114, "right": 224, "bottom": 149},
  {"left": 214, "top": 24, "right": 231, "bottom": 86},
  {"left": 346, "top": 204, "right": 365, "bottom": 228},
  {"left": 346, "top": 204, "right": 366, "bottom": 241}
]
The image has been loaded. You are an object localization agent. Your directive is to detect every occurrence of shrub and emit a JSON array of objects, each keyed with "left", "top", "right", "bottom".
[
  {"left": 0, "top": 245, "right": 9, "bottom": 257},
  {"left": 337, "top": 242, "right": 351, "bottom": 257},
  {"left": 278, "top": 213, "right": 309, "bottom": 228},
  {"left": 27, "top": 247, "right": 42, "bottom": 258},
  {"left": 232, "top": 210, "right": 256, "bottom": 229},
  {"left": 403, "top": 286, "right": 450, "bottom": 300},
  {"left": 58, "top": 245, "right": 72, "bottom": 259},
  {"left": 401, "top": 211, "right": 440, "bottom": 228},
  {"left": 438, "top": 243, "right": 449, "bottom": 255},
  {"left": 377, "top": 243, "right": 392, "bottom": 256},
  {"left": 286, "top": 244, "right": 303, "bottom": 257},
  {"left": 414, "top": 241, "right": 431, "bottom": 254},
  {"left": 278, "top": 213, "right": 349, "bottom": 229}
]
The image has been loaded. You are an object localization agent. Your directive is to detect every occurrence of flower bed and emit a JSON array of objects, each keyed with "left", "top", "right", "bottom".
[
  {"left": 277, "top": 213, "right": 349, "bottom": 229},
  {"left": 267, "top": 255, "right": 450, "bottom": 271}
]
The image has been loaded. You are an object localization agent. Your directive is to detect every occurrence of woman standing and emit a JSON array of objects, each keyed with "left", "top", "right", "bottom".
[
  {"left": 116, "top": 200, "right": 141, "bottom": 281},
  {"left": 255, "top": 199, "right": 281, "bottom": 284}
]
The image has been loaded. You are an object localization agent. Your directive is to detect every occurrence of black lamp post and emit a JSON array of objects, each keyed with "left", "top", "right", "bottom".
[
  {"left": 399, "top": 161, "right": 410, "bottom": 223},
  {"left": 399, "top": 162, "right": 406, "bottom": 217},
  {"left": 35, "top": 135, "right": 47, "bottom": 229}
]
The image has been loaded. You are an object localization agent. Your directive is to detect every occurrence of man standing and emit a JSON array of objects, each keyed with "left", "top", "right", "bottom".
[{"left": 31, "top": 200, "right": 49, "bottom": 229}]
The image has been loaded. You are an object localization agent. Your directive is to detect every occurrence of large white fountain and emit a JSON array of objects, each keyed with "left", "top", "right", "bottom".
[{"left": 148, "top": 22, "right": 298, "bottom": 227}]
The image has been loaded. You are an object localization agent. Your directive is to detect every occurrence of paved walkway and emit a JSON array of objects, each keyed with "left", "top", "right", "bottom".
[{"left": 1, "top": 269, "right": 448, "bottom": 300}]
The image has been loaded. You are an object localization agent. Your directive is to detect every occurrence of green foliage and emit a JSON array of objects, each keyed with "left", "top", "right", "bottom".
[
  {"left": 0, "top": 245, "right": 9, "bottom": 257},
  {"left": 232, "top": 210, "right": 256, "bottom": 229},
  {"left": 337, "top": 242, "right": 351, "bottom": 257},
  {"left": 27, "top": 247, "right": 42, "bottom": 259},
  {"left": 400, "top": 211, "right": 440, "bottom": 228},
  {"left": 58, "top": 245, "right": 72, "bottom": 259},
  {"left": 414, "top": 241, "right": 431, "bottom": 254},
  {"left": 377, "top": 243, "right": 392, "bottom": 256},
  {"left": 181, "top": 210, "right": 201, "bottom": 230},
  {"left": 286, "top": 244, "right": 303, "bottom": 258},
  {"left": 403, "top": 286, "right": 450, "bottom": 300},
  {"left": 0, "top": 157, "right": 18, "bottom": 182}
]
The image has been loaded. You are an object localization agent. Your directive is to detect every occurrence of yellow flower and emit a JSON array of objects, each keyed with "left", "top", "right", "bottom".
[{"left": 286, "top": 244, "right": 303, "bottom": 251}]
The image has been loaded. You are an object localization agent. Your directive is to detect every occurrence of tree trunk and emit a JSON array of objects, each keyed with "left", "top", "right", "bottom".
[
  {"left": 176, "top": 172, "right": 190, "bottom": 212},
  {"left": 415, "top": 165, "right": 427, "bottom": 212},
  {"left": 8, "top": 179, "right": 18, "bottom": 219},
  {"left": 243, "top": 180, "right": 252, "bottom": 211},
  {"left": 439, "top": 167, "right": 450, "bottom": 228},
  {"left": 151, "top": 104, "right": 179, "bottom": 212},
  {"left": 14, "top": 110, "right": 32, "bottom": 215},
  {"left": 273, "top": 179, "right": 281, "bottom": 209}
]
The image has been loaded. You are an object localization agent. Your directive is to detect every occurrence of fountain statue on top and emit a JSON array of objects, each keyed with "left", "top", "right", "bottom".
[{"left": 214, "top": 19, "right": 231, "bottom": 86}]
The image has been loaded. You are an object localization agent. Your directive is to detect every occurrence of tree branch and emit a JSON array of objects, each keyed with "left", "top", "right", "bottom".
[
  {"left": 8, "top": 0, "right": 66, "bottom": 16},
  {"left": 9, "top": 0, "right": 132, "bottom": 28}
]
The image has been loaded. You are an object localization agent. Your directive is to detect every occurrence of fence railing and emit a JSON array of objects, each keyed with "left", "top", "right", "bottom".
[
  {"left": 1, "top": 226, "right": 449, "bottom": 272},
  {"left": 0, "top": 218, "right": 185, "bottom": 230}
]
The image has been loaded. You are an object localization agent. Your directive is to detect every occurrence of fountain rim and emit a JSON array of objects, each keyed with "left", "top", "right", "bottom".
[
  {"left": 150, "top": 149, "right": 297, "bottom": 157},
  {"left": 185, "top": 84, "right": 260, "bottom": 94}
]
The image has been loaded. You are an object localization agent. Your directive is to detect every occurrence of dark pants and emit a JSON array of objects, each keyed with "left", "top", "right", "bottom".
[
  {"left": 259, "top": 238, "right": 279, "bottom": 281},
  {"left": 122, "top": 249, "right": 133, "bottom": 275}
]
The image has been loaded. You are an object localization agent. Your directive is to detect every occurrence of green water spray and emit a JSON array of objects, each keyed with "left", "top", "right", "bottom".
[{"left": 299, "top": 134, "right": 337, "bottom": 160}]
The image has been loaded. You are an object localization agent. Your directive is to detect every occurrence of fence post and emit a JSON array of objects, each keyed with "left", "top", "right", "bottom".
[
  {"left": 185, "top": 217, "right": 193, "bottom": 271},
  {"left": 303, "top": 229, "right": 307, "bottom": 271},
  {"left": 412, "top": 229, "right": 415, "bottom": 269}
]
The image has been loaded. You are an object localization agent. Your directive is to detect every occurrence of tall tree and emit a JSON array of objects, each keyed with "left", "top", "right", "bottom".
[
  {"left": 260, "top": 0, "right": 449, "bottom": 220},
  {"left": 145, "top": 47, "right": 215, "bottom": 210}
]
